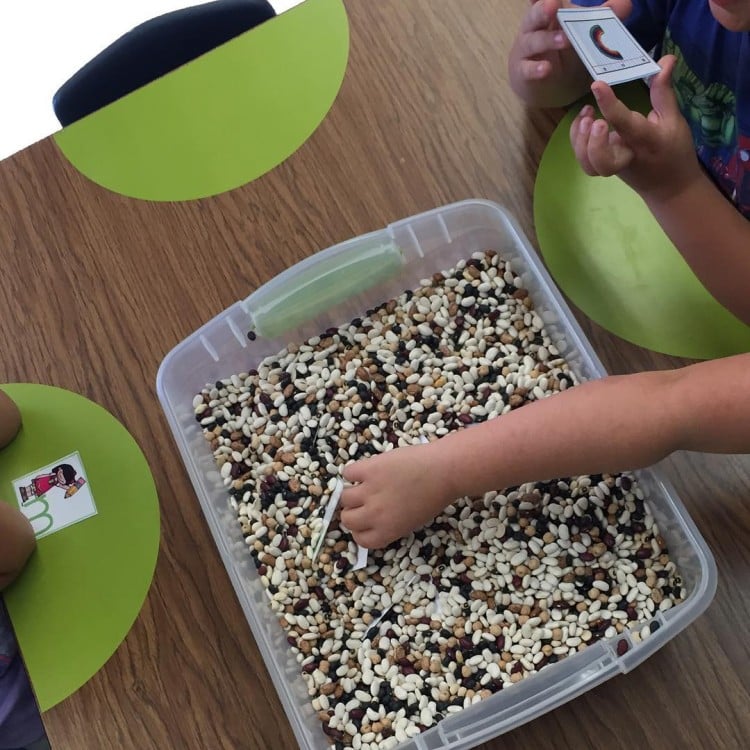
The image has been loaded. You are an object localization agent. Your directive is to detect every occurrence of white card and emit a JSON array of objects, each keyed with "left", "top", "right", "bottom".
[
  {"left": 352, "top": 544, "right": 369, "bottom": 571},
  {"left": 362, "top": 573, "right": 419, "bottom": 642},
  {"left": 557, "top": 7, "right": 660, "bottom": 86},
  {"left": 311, "top": 477, "right": 369, "bottom": 569},
  {"left": 12, "top": 451, "right": 97, "bottom": 539},
  {"left": 310, "top": 477, "right": 344, "bottom": 563}
]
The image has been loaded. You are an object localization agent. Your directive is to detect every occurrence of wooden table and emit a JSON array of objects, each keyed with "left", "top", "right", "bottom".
[{"left": 0, "top": 1, "right": 747, "bottom": 748}]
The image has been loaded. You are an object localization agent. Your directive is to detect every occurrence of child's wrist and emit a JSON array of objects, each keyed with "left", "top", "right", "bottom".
[
  {"left": 639, "top": 165, "right": 705, "bottom": 207},
  {"left": 428, "top": 435, "right": 478, "bottom": 507}
]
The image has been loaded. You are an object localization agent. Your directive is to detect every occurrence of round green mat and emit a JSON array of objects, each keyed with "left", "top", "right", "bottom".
[
  {"left": 0, "top": 384, "right": 160, "bottom": 712},
  {"left": 534, "top": 82, "right": 750, "bottom": 360},
  {"left": 54, "top": 0, "right": 349, "bottom": 201}
]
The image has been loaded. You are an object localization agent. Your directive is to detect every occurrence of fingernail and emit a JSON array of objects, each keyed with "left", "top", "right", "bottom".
[
  {"left": 580, "top": 118, "right": 591, "bottom": 135},
  {"left": 592, "top": 85, "right": 602, "bottom": 100},
  {"left": 554, "top": 32, "right": 565, "bottom": 46},
  {"left": 592, "top": 120, "right": 607, "bottom": 135},
  {"left": 536, "top": 62, "right": 546, "bottom": 76},
  {"left": 581, "top": 105, "right": 594, "bottom": 117}
]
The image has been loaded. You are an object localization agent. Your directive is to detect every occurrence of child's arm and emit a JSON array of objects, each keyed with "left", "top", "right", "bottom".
[
  {"left": 341, "top": 353, "right": 750, "bottom": 549},
  {"left": 645, "top": 174, "right": 750, "bottom": 326},
  {"left": 0, "top": 504, "right": 35, "bottom": 590},
  {"left": 571, "top": 57, "right": 750, "bottom": 325},
  {"left": 508, "top": 0, "right": 632, "bottom": 108}
]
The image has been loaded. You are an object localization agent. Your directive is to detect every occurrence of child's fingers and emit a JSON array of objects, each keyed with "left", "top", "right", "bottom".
[
  {"left": 518, "top": 59, "right": 552, "bottom": 82},
  {"left": 587, "top": 121, "right": 634, "bottom": 175},
  {"left": 519, "top": 28, "right": 568, "bottom": 60},
  {"left": 608, "top": 130, "right": 626, "bottom": 149},
  {"left": 340, "top": 506, "right": 371, "bottom": 532},
  {"left": 521, "top": 0, "right": 561, "bottom": 33},
  {"left": 352, "top": 528, "right": 384, "bottom": 550},
  {"left": 591, "top": 82, "right": 646, "bottom": 145},
  {"left": 649, "top": 55, "right": 679, "bottom": 118},
  {"left": 570, "top": 109, "right": 596, "bottom": 175},
  {"left": 570, "top": 104, "right": 595, "bottom": 139},
  {"left": 586, "top": 120, "right": 616, "bottom": 174},
  {"left": 340, "top": 483, "right": 366, "bottom": 509},
  {"left": 342, "top": 460, "right": 368, "bottom": 485}
]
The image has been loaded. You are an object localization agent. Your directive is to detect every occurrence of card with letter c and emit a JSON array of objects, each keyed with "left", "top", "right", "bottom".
[{"left": 557, "top": 7, "right": 661, "bottom": 85}]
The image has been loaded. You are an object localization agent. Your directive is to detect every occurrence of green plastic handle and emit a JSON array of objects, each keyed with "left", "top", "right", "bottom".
[{"left": 246, "top": 240, "right": 405, "bottom": 339}]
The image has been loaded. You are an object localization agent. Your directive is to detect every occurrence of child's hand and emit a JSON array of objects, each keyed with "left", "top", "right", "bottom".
[
  {"left": 509, "top": 0, "right": 632, "bottom": 107},
  {"left": 0, "top": 502, "right": 36, "bottom": 590},
  {"left": 510, "top": 1, "right": 573, "bottom": 87},
  {"left": 570, "top": 55, "right": 702, "bottom": 202},
  {"left": 340, "top": 444, "right": 456, "bottom": 549}
]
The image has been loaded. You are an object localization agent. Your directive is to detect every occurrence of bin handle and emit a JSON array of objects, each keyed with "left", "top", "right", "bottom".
[{"left": 243, "top": 238, "right": 404, "bottom": 339}]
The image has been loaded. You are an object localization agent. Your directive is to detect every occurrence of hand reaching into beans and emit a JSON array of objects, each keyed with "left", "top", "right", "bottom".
[
  {"left": 340, "top": 442, "right": 455, "bottom": 549},
  {"left": 570, "top": 55, "right": 702, "bottom": 203}
]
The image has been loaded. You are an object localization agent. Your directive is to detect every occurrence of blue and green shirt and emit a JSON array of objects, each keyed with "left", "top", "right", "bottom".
[{"left": 581, "top": 0, "right": 750, "bottom": 216}]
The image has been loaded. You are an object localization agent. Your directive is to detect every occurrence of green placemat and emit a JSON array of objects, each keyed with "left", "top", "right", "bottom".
[
  {"left": 534, "top": 83, "right": 750, "bottom": 360},
  {"left": 0, "top": 384, "right": 160, "bottom": 712},
  {"left": 54, "top": 0, "right": 349, "bottom": 201}
]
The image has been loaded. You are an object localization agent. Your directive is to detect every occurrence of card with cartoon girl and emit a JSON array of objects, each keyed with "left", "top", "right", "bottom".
[{"left": 12, "top": 451, "right": 97, "bottom": 538}]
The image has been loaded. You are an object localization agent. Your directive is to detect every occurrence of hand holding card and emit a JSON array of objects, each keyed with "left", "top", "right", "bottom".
[
  {"left": 310, "top": 477, "right": 370, "bottom": 570},
  {"left": 569, "top": 55, "right": 702, "bottom": 202},
  {"left": 557, "top": 6, "right": 660, "bottom": 86}
]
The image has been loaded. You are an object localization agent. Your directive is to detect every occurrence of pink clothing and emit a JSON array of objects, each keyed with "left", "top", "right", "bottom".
[{"left": 31, "top": 475, "right": 55, "bottom": 496}]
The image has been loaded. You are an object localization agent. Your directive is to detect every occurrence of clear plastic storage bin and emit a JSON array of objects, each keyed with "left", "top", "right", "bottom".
[{"left": 157, "top": 200, "right": 716, "bottom": 750}]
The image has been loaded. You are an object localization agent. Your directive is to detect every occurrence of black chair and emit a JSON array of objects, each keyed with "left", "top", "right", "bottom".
[{"left": 52, "top": 0, "right": 276, "bottom": 126}]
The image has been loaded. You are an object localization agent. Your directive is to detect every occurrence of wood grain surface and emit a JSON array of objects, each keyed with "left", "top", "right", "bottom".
[{"left": 0, "top": 1, "right": 746, "bottom": 748}]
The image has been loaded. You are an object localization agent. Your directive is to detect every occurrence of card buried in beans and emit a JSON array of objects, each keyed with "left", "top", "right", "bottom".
[{"left": 195, "top": 251, "right": 685, "bottom": 749}]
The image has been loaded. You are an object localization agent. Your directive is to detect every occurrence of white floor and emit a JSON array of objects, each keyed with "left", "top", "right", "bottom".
[{"left": 0, "top": 0, "right": 304, "bottom": 161}]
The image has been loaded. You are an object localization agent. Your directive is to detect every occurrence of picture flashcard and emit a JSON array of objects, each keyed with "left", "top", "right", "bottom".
[
  {"left": 12, "top": 451, "right": 97, "bottom": 539},
  {"left": 557, "top": 7, "right": 661, "bottom": 86}
]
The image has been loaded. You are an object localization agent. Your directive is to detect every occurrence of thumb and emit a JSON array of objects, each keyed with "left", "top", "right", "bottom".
[
  {"left": 649, "top": 55, "right": 680, "bottom": 117},
  {"left": 600, "top": 0, "right": 633, "bottom": 20}
]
